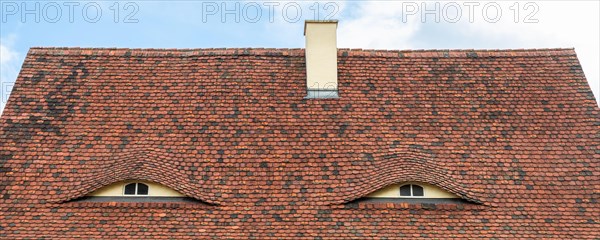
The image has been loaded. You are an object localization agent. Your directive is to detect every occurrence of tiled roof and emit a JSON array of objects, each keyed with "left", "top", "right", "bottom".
[{"left": 0, "top": 47, "right": 598, "bottom": 239}]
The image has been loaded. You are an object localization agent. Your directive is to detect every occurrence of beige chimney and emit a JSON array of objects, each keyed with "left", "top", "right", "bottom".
[{"left": 304, "top": 20, "right": 339, "bottom": 98}]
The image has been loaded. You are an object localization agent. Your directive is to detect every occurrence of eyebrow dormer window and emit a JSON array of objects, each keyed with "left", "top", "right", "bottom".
[
  {"left": 124, "top": 182, "right": 149, "bottom": 196},
  {"left": 83, "top": 181, "right": 192, "bottom": 202},
  {"left": 399, "top": 184, "right": 424, "bottom": 197},
  {"left": 359, "top": 182, "right": 466, "bottom": 204}
]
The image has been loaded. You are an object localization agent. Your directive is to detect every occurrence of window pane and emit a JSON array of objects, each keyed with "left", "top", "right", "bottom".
[
  {"left": 137, "top": 183, "right": 149, "bottom": 195},
  {"left": 124, "top": 183, "right": 136, "bottom": 195},
  {"left": 412, "top": 185, "right": 424, "bottom": 196},
  {"left": 400, "top": 185, "right": 411, "bottom": 196}
]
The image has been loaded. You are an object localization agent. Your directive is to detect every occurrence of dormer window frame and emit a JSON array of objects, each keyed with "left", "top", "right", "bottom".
[
  {"left": 123, "top": 182, "right": 149, "bottom": 196},
  {"left": 399, "top": 184, "right": 425, "bottom": 198}
]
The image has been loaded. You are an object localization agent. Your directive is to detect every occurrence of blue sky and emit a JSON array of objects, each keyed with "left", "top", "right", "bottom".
[{"left": 1, "top": 1, "right": 599, "bottom": 114}]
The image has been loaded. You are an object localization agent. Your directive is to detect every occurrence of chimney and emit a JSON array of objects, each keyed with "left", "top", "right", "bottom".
[{"left": 304, "top": 20, "right": 339, "bottom": 98}]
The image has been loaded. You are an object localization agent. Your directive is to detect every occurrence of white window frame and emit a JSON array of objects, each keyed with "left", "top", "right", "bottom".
[
  {"left": 399, "top": 184, "right": 425, "bottom": 198},
  {"left": 123, "top": 182, "right": 149, "bottom": 196}
]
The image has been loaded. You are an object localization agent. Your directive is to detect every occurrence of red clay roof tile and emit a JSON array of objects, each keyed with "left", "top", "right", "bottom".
[{"left": 0, "top": 47, "right": 598, "bottom": 239}]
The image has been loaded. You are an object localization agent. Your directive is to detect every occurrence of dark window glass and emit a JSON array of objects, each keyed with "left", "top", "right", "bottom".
[
  {"left": 400, "top": 185, "right": 412, "bottom": 196},
  {"left": 137, "top": 183, "right": 149, "bottom": 195},
  {"left": 412, "top": 185, "right": 424, "bottom": 196},
  {"left": 124, "top": 183, "right": 136, "bottom": 195}
]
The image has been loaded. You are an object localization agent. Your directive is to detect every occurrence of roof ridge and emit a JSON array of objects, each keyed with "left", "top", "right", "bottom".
[
  {"left": 28, "top": 47, "right": 577, "bottom": 58},
  {"left": 339, "top": 47, "right": 576, "bottom": 58}
]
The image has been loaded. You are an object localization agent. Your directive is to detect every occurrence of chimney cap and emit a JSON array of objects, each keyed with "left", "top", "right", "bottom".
[{"left": 304, "top": 20, "right": 339, "bottom": 36}]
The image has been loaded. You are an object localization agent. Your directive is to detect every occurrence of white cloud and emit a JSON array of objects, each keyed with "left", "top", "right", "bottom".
[
  {"left": 0, "top": 44, "right": 18, "bottom": 65},
  {"left": 338, "top": 2, "right": 421, "bottom": 49},
  {"left": 0, "top": 35, "right": 21, "bottom": 116}
]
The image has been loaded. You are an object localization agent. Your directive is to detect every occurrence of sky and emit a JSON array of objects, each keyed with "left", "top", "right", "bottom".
[{"left": 1, "top": 1, "right": 599, "bottom": 115}]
